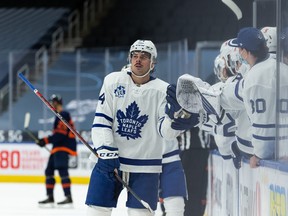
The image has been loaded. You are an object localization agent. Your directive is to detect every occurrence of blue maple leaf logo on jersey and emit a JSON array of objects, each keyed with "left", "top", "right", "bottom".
[
  {"left": 116, "top": 101, "right": 148, "bottom": 140},
  {"left": 114, "top": 85, "right": 125, "bottom": 98}
]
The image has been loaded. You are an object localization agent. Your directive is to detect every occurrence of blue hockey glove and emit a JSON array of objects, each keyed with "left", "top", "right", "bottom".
[
  {"left": 165, "top": 84, "right": 182, "bottom": 119},
  {"left": 95, "top": 154, "right": 122, "bottom": 200},
  {"left": 36, "top": 138, "right": 46, "bottom": 147},
  {"left": 171, "top": 113, "right": 200, "bottom": 130}
]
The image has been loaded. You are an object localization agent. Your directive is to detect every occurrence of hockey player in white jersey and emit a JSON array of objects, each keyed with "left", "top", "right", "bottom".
[
  {"left": 196, "top": 40, "right": 249, "bottom": 168},
  {"left": 175, "top": 39, "right": 252, "bottom": 168},
  {"left": 85, "top": 40, "right": 198, "bottom": 216},
  {"left": 229, "top": 27, "right": 288, "bottom": 167}
]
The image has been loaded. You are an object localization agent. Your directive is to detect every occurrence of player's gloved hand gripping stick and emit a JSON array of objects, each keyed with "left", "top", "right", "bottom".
[{"left": 18, "top": 72, "right": 153, "bottom": 213}]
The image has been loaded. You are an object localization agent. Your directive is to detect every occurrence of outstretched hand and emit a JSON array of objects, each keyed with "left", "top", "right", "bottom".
[{"left": 165, "top": 84, "right": 200, "bottom": 130}]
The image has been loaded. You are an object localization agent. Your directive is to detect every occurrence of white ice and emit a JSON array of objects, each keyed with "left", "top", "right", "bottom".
[{"left": 0, "top": 183, "right": 163, "bottom": 216}]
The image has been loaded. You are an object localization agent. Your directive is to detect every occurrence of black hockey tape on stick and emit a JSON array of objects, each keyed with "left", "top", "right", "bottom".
[
  {"left": 18, "top": 72, "right": 153, "bottom": 213},
  {"left": 24, "top": 112, "right": 50, "bottom": 153}
]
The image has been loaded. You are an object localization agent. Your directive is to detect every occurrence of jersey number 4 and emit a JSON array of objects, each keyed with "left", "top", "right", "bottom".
[{"left": 99, "top": 93, "right": 105, "bottom": 104}]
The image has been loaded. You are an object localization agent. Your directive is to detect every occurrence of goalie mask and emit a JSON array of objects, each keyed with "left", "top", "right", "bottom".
[
  {"left": 219, "top": 39, "right": 241, "bottom": 76},
  {"left": 128, "top": 40, "right": 157, "bottom": 78},
  {"left": 261, "top": 26, "right": 277, "bottom": 53}
]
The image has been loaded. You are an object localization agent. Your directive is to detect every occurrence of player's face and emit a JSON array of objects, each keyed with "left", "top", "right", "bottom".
[{"left": 130, "top": 51, "right": 153, "bottom": 76}]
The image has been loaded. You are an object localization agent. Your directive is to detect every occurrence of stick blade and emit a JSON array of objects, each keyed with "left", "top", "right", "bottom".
[
  {"left": 222, "top": 0, "right": 242, "bottom": 20},
  {"left": 24, "top": 112, "right": 31, "bottom": 129}
]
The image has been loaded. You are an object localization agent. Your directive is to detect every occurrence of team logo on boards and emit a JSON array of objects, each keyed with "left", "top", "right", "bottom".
[
  {"left": 116, "top": 101, "right": 148, "bottom": 140},
  {"left": 114, "top": 85, "right": 126, "bottom": 98}
]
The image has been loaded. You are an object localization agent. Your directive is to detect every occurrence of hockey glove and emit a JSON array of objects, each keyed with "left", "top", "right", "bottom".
[
  {"left": 36, "top": 138, "right": 46, "bottom": 147},
  {"left": 165, "top": 84, "right": 182, "bottom": 119},
  {"left": 95, "top": 157, "right": 122, "bottom": 200},
  {"left": 171, "top": 112, "right": 200, "bottom": 130},
  {"left": 231, "top": 141, "right": 242, "bottom": 169}
]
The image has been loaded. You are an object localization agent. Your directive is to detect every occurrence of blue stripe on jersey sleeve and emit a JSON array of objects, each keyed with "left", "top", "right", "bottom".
[
  {"left": 119, "top": 157, "right": 162, "bottom": 166},
  {"left": 253, "top": 123, "right": 288, "bottom": 128},
  {"left": 95, "top": 113, "right": 113, "bottom": 122},
  {"left": 163, "top": 149, "right": 180, "bottom": 158},
  {"left": 253, "top": 134, "right": 275, "bottom": 141},
  {"left": 253, "top": 134, "right": 288, "bottom": 141},
  {"left": 252, "top": 123, "right": 275, "bottom": 128},
  {"left": 236, "top": 135, "right": 253, "bottom": 147},
  {"left": 234, "top": 80, "right": 243, "bottom": 102},
  {"left": 92, "top": 124, "right": 112, "bottom": 129}
]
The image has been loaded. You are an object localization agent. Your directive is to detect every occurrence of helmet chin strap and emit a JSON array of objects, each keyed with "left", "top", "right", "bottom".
[
  {"left": 131, "top": 69, "right": 151, "bottom": 78},
  {"left": 131, "top": 62, "right": 154, "bottom": 78}
]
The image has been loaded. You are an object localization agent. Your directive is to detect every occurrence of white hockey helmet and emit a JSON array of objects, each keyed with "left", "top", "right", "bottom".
[
  {"left": 129, "top": 40, "right": 157, "bottom": 63},
  {"left": 219, "top": 39, "right": 241, "bottom": 76},
  {"left": 261, "top": 26, "right": 277, "bottom": 53}
]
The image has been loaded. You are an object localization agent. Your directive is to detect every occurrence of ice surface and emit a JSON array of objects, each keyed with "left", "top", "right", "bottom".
[{"left": 0, "top": 183, "right": 163, "bottom": 216}]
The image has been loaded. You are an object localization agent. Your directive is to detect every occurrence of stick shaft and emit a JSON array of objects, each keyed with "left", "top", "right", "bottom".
[
  {"left": 18, "top": 72, "right": 95, "bottom": 154},
  {"left": 25, "top": 128, "right": 50, "bottom": 153}
]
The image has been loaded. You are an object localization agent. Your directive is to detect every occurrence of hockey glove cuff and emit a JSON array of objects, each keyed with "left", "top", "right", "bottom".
[{"left": 171, "top": 113, "right": 200, "bottom": 130}]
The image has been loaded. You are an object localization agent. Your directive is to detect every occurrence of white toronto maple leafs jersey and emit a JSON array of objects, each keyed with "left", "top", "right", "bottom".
[
  {"left": 91, "top": 71, "right": 180, "bottom": 173},
  {"left": 243, "top": 57, "right": 288, "bottom": 159}
]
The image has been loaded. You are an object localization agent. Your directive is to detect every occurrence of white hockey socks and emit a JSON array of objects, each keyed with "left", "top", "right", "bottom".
[
  {"left": 163, "top": 196, "right": 185, "bottom": 216},
  {"left": 86, "top": 205, "right": 112, "bottom": 216}
]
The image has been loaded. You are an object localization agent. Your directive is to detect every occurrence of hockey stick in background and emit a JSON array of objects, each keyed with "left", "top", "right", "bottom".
[
  {"left": 222, "top": 0, "right": 242, "bottom": 20},
  {"left": 24, "top": 112, "right": 50, "bottom": 153},
  {"left": 18, "top": 72, "right": 153, "bottom": 213}
]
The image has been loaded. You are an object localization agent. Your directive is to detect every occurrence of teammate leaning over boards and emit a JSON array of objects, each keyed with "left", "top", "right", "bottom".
[
  {"left": 85, "top": 40, "right": 199, "bottom": 216},
  {"left": 229, "top": 27, "right": 288, "bottom": 168},
  {"left": 37, "top": 94, "right": 77, "bottom": 206},
  {"left": 207, "top": 41, "right": 244, "bottom": 168}
]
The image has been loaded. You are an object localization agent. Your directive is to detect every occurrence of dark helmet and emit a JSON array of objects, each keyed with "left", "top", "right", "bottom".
[{"left": 50, "top": 94, "right": 62, "bottom": 105}]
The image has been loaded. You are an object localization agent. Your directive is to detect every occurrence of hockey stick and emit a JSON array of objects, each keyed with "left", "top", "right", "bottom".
[
  {"left": 222, "top": 0, "right": 242, "bottom": 20},
  {"left": 18, "top": 72, "right": 153, "bottom": 213},
  {"left": 24, "top": 112, "right": 50, "bottom": 153}
]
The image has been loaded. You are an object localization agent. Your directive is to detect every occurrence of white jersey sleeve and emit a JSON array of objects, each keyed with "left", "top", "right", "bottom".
[{"left": 220, "top": 74, "right": 246, "bottom": 111}]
